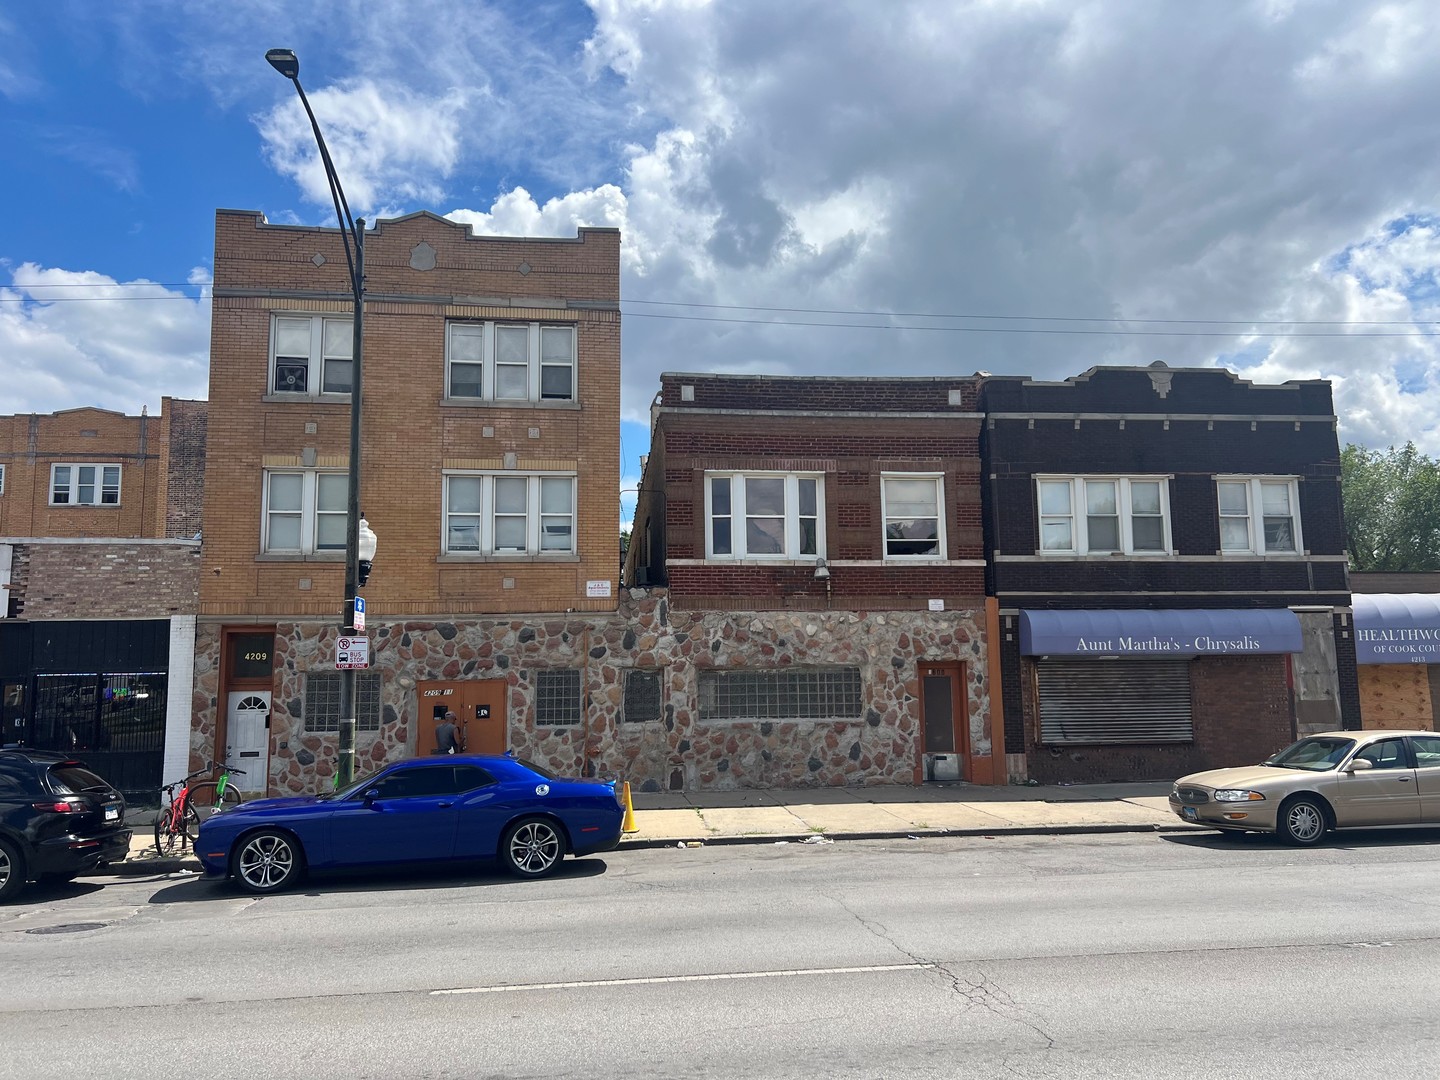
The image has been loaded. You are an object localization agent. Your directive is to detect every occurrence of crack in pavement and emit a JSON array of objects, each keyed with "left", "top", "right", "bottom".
[{"left": 825, "top": 891, "right": 1059, "bottom": 1058}]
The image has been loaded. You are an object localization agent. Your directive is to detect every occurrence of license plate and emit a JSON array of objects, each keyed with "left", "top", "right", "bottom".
[
  {"left": 1182, "top": 807, "right": 1198, "bottom": 822},
  {"left": 104, "top": 806, "right": 120, "bottom": 822}
]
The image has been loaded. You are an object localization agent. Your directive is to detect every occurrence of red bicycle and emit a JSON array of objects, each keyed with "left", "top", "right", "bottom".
[{"left": 153, "top": 761, "right": 246, "bottom": 856}]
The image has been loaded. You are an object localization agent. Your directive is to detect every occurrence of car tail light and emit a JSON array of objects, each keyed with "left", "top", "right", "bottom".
[{"left": 34, "top": 801, "right": 80, "bottom": 813}]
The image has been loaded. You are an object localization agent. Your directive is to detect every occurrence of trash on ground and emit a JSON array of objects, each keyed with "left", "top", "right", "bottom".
[{"left": 800, "top": 835, "right": 833, "bottom": 845}]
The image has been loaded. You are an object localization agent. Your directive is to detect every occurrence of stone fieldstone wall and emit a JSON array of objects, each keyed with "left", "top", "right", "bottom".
[{"left": 191, "top": 591, "right": 990, "bottom": 795}]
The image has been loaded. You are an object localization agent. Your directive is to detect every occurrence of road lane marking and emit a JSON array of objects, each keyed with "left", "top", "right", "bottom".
[{"left": 431, "top": 962, "right": 938, "bottom": 995}]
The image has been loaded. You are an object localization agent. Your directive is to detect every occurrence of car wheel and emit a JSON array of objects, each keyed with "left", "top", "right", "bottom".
[
  {"left": 1278, "top": 796, "right": 1329, "bottom": 846},
  {"left": 233, "top": 830, "right": 305, "bottom": 894},
  {"left": 0, "top": 838, "right": 27, "bottom": 903},
  {"left": 501, "top": 817, "right": 565, "bottom": 879}
]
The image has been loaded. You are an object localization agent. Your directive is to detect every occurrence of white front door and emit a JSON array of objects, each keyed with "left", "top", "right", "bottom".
[{"left": 226, "top": 691, "right": 271, "bottom": 794}]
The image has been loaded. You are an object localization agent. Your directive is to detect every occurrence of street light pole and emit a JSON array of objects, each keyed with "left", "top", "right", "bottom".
[{"left": 266, "top": 48, "right": 366, "bottom": 787}]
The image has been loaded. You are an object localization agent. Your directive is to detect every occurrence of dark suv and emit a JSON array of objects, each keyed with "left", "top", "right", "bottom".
[{"left": 0, "top": 749, "right": 132, "bottom": 902}]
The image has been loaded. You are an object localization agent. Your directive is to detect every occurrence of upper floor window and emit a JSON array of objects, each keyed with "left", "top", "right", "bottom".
[
  {"left": 272, "top": 315, "right": 353, "bottom": 395},
  {"left": 51, "top": 464, "right": 121, "bottom": 506},
  {"left": 446, "top": 322, "right": 575, "bottom": 403},
  {"left": 443, "top": 473, "right": 575, "bottom": 555},
  {"left": 1036, "top": 476, "right": 1170, "bottom": 555},
  {"left": 1217, "top": 477, "right": 1301, "bottom": 555},
  {"left": 706, "top": 473, "right": 823, "bottom": 560},
  {"left": 882, "top": 473, "right": 944, "bottom": 560},
  {"left": 263, "top": 470, "right": 347, "bottom": 553},
  {"left": 0, "top": 464, "right": 6, "bottom": 495}
]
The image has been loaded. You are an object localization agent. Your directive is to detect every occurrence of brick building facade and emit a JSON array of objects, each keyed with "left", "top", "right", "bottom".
[
  {"left": 1, "top": 400, "right": 207, "bottom": 797},
  {"left": 625, "top": 373, "right": 1001, "bottom": 786},
  {"left": 195, "top": 210, "right": 624, "bottom": 794},
  {"left": 981, "top": 363, "right": 1358, "bottom": 784}
]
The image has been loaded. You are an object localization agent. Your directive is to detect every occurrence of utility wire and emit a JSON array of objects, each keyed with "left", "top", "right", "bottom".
[{"left": 5, "top": 286, "right": 1439, "bottom": 338}]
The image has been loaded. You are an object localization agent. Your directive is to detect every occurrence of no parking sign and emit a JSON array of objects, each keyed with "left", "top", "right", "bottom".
[{"left": 336, "top": 636, "right": 370, "bottom": 669}]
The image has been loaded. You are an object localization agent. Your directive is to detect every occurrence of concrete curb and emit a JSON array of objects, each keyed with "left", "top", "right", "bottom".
[
  {"left": 91, "top": 820, "right": 1201, "bottom": 876},
  {"left": 615, "top": 822, "right": 1201, "bottom": 850}
]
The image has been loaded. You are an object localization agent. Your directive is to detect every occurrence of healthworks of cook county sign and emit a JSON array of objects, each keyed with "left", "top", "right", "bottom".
[
  {"left": 1353, "top": 594, "right": 1440, "bottom": 665},
  {"left": 1018, "top": 609, "right": 1305, "bottom": 657}
]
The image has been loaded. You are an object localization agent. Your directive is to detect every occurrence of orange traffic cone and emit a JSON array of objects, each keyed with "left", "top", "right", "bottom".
[{"left": 622, "top": 781, "right": 639, "bottom": 834}]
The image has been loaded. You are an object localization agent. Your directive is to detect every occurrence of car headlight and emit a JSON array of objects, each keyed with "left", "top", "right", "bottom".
[{"left": 1214, "top": 789, "right": 1266, "bottom": 802}]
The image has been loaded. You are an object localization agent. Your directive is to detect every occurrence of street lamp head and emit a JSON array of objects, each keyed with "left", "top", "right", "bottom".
[
  {"left": 265, "top": 48, "right": 300, "bottom": 80},
  {"left": 357, "top": 516, "right": 377, "bottom": 588}
]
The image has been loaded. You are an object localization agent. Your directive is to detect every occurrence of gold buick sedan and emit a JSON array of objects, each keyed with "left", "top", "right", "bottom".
[{"left": 1170, "top": 730, "right": 1440, "bottom": 845}]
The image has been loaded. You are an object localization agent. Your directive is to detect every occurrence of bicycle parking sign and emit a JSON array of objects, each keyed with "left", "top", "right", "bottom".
[{"left": 336, "top": 636, "right": 370, "bottom": 669}]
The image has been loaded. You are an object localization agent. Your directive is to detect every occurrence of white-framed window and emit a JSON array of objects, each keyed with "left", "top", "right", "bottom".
[
  {"left": 881, "top": 473, "right": 945, "bottom": 560},
  {"left": 50, "top": 464, "right": 121, "bottom": 506},
  {"left": 271, "top": 315, "right": 353, "bottom": 395},
  {"left": 705, "top": 473, "right": 823, "bottom": 560},
  {"left": 1216, "top": 477, "right": 1302, "bottom": 554},
  {"left": 1035, "top": 476, "right": 1171, "bottom": 555},
  {"left": 446, "top": 322, "right": 575, "bottom": 403},
  {"left": 443, "top": 473, "right": 576, "bottom": 555},
  {"left": 0, "top": 464, "right": 6, "bottom": 495},
  {"left": 262, "top": 470, "right": 348, "bottom": 553}
]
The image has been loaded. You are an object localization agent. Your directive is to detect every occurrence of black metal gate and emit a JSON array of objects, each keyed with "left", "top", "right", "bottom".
[
  {"left": 28, "top": 672, "right": 168, "bottom": 796},
  {"left": 1, "top": 619, "right": 172, "bottom": 801}
]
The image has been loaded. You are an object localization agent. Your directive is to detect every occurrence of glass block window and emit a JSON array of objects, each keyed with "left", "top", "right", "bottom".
[
  {"left": 304, "top": 672, "right": 382, "bottom": 733},
  {"left": 622, "top": 670, "right": 662, "bottom": 724},
  {"left": 698, "top": 668, "right": 863, "bottom": 721},
  {"left": 535, "top": 669, "right": 582, "bottom": 726}
]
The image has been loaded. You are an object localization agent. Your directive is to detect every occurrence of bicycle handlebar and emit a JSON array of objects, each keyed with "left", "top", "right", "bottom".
[{"left": 160, "top": 761, "right": 248, "bottom": 791}]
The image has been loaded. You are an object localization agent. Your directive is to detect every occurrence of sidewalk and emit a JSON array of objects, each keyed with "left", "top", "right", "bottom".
[{"left": 104, "top": 781, "right": 1194, "bottom": 875}]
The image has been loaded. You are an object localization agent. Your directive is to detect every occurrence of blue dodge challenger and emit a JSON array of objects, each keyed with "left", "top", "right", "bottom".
[{"left": 196, "top": 755, "right": 625, "bottom": 894}]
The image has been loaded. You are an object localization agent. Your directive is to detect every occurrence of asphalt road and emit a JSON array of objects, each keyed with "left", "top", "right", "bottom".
[{"left": 4, "top": 828, "right": 1440, "bottom": 1079}]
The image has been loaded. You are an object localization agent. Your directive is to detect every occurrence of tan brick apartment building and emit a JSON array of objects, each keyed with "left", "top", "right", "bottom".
[
  {"left": 195, "top": 210, "right": 622, "bottom": 794},
  {"left": 1, "top": 400, "right": 206, "bottom": 797}
]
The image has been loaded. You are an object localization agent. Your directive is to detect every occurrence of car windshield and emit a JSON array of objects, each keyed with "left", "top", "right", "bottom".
[
  {"left": 1265, "top": 736, "right": 1356, "bottom": 771},
  {"left": 327, "top": 767, "right": 387, "bottom": 801}
]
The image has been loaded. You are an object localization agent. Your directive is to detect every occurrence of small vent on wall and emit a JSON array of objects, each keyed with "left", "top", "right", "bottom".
[{"left": 680, "top": 385, "right": 695, "bottom": 402}]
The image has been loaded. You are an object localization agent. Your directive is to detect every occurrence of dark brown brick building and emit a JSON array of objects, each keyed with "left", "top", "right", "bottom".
[{"left": 981, "top": 363, "right": 1357, "bottom": 783}]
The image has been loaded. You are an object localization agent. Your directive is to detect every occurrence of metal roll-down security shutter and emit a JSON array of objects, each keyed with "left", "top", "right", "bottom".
[{"left": 1036, "top": 658, "right": 1193, "bottom": 745}]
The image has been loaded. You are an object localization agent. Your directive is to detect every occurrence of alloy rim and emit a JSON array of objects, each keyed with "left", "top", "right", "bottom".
[
  {"left": 1288, "top": 803, "right": 1323, "bottom": 841},
  {"left": 510, "top": 822, "right": 560, "bottom": 874},
  {"left": 0, "top": 848, "right": 10, "bottom": 890},
  {"left": 238, "top": 835, "right": 294, "bottom": 889}
]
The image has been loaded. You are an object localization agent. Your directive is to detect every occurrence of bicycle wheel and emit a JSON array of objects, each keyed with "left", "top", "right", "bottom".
[
  {"left": 153, "top": 805, "right": 198, "bottom": 856},
  {"left": 188, "top": 781, "right": 243, "bottom": 817}
]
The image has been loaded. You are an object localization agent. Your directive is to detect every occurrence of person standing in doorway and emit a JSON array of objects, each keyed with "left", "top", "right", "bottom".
[{"left": 435, "top": 711, "right": 463, "bottom": 755}]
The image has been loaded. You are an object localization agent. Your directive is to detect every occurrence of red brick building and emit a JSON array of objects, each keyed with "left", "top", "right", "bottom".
[{"left": 625, "top": 373, "right": 1002, "bottom": 787}]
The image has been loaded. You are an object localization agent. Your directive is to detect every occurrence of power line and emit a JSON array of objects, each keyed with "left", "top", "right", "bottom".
[
  {"left": 621, "top": 310, "right": 1440, "bottom": 338},
  {"left": 623, "top": 298, "right": 1440, "bottom": 327},
  {"left": 4, "top": 286, "right": 1438, "bottom": 338}
]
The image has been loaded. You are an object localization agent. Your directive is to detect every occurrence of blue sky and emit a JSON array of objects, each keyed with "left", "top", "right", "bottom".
[{"left": 6, "top": 0, "right": 1440, "bottom": 528}]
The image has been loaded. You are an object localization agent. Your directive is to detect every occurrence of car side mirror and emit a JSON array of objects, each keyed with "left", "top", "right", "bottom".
[
  {"left": 362, "top": 788, "right": 381, "bottom": 807},
  {"left": 1346, "top": 759, "right": 1373, "bottom": 773}
]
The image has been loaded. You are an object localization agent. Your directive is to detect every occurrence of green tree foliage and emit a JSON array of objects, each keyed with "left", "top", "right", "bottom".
[{"left": 1341, "top": 442, "right": 1440, "bottom": 571}]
